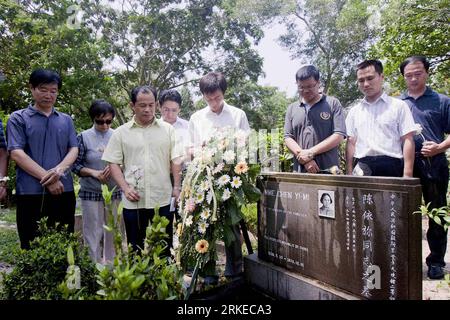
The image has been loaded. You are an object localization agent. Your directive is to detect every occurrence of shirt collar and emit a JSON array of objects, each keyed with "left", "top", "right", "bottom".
[
  {"left": 401, "top": 86, "right": 433, "bottom": 99},
  {"left": 362, "top": 92, "right": 389, "bottom": 106},
  {"left": 300, "top": 94, "right": 325, "bottom": 108},
  {"left": 206, "top": 101, "right": 230, "bottom": 116},
  {"left": 172, "top": 117, "right": 187, "bottom": 127},
  {"left": 27, "top": 104, "right": 60, "bottom": 117},
  {"left": 128, "top": 116, "right": 159, "bottom": 128}
]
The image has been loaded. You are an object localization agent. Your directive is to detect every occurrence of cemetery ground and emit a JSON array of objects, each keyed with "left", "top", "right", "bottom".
[{"left": 0, "top": 207, "right": 448, "bottom": 300}]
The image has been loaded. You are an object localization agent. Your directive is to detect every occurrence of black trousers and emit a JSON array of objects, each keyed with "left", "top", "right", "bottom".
[
  {"left": 414, "top": 154, "right": 449, "bottom": 267},
  {"left": 357, "top": 155, "right": 403, "bottom": 177},
  {"left": 16, "top": 192, "right": 76, "bottom": 249},
  {"left": 123, "top": 204, "right": 172, "bottom": 254}
]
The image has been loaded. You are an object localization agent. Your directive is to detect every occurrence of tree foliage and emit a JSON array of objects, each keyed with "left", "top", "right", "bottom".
[
  {"left": 370, "top": 0, "right": 450, "bottom": 94},
  {"left": 0, "top": 0, "right": 265, "bottom": 129},
  {"left": 233, "top": 0, "right": 377, "bottom": 106},
  {"left": 226, "top": 82, "right": 294, "bottom": 131},
  {"left": 0, "top": 0, "right": 114, "bottom": 128}
]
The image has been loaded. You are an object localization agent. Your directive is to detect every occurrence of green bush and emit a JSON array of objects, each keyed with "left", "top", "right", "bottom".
[
  {"left": 96, "top": 211, "right": 183, "bottom": 300},
  {"left": 0, "top": 219, "right": 97, "bottom": 300}
]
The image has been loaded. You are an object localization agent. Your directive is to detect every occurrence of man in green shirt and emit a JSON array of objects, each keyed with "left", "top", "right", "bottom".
[{"left": 102, "top": 85, "right": 182, "bottom": 252}]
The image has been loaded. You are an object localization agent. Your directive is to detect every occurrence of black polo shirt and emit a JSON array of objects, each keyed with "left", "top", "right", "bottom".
[{"left": 284, "top": 95, "right": 346, "bottom": 172}]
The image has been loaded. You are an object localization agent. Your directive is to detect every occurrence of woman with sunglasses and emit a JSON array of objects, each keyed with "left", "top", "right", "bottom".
[{"left": 72, "top": 99, "right": 123, "bottom": 264}]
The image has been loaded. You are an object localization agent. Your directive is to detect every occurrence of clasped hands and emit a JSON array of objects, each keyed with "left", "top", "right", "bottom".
[
  {"left": 421, "top": 141, "right": 441, "bottom": 158},
  {"left": 40, "top": 166, "right": 69, "bottom": 195},
  {"left": 296, "top": 149, "right": 319, "bottom": 173}
]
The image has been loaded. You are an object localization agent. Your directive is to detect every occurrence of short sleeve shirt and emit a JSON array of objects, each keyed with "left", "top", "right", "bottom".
[
  {"left": 284, "top": 95, "right": 346, "bottom": 172},
  {"left": 345, "top": 93, "right": 416, "bottom": 159},
  {"left": 188, "top": 102, "right": 250, "bottom": 147},
  {"left": 400, "top": 87, "right": 450, "bottom": 153},
  {"left": 102, "top": 117, "right": 182, "bottom": 209},
  {"left": 7, "top": 105, "right": 78, "bottom": 194}
]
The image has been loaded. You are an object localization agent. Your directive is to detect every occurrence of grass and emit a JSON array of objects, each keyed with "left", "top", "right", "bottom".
[
  {"left": 0, "top": 207, "right": 18, "bottom": 265},
  {"left": 241, "top": 203, "right": 258, "bottom": 236},
  {"left": 0, "top": 227, "right": 19, "bottom": 265},
  {"left": 0, "top": 208, "right": 16, "bottom": 224}
]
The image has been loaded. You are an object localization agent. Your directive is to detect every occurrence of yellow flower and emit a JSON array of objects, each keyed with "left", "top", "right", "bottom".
[
  {"left": 195, "top": 239, "right": 209, "bottom": 254},
  {"left": 176, "top": 223, "right": 183, "bottom": 236},
  {"left": 234, "top": 161, "right": 249, "bottom": 174}
]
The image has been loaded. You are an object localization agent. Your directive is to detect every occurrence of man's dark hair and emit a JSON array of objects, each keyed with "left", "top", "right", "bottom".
[
  {"left": 320, "top": 193, "right": 333, "bottom": 204},
  {"left": 356, "top": 59, "right": 383, "bottom": 75},
  {"left": 158, "top": 89, "right": 182, "bottom": 106},
  {"left": 295, "top": 65, "right": 320, "bottom": 82},
  {"left": 199, "top": 72, "right": 227, "bottom": 94},
  {"left": 130, "top": 85, "right": 157, "bottom": 104},
  {"left": 29, "top": 69, "right": 62, "bottom": 89},
  {"left": 399, "top": 55, "right": 430, "bottom": 75},
  {"left": 89, "top": 99, "right": 116, "bottom": 120}
]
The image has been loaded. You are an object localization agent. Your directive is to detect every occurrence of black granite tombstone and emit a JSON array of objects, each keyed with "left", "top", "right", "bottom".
[{"left": 256, "top": 172, "right": 422, "bottom": 300}]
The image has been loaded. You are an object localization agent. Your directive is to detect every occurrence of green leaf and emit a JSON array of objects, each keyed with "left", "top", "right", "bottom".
[
  {"left": 247, "top": 164, "right": 261, "bottom": 181},
  {"left": 242, "top": 183, "right": 262, "bottom": 203},
  {"left": 223, "top": 224, "right": 236, "bottom": 247},
  {"left": 227, "top": 200, "right": 243, "bottom": 225},
  {"left": 433, "top": 216, "right": 442, "bottom": 226},
  {"left": 67, "top": 246, "right": 74, "bottom": 266}
]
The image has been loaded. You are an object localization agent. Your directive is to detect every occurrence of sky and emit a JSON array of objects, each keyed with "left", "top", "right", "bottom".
[{"left": 256, "top": 24, "right": 301, "bottom": 98}]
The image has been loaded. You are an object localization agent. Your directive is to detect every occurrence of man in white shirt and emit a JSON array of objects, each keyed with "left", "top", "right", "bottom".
[
  {"left": 188, "top": 72, "right": 250, "bottom": 284},
  {"left": 345, "top": 60, "right": 416, "bottom": 177},
  {"left": 159, "top": 89, "right": 189, "bottom": 161},
  {"left": 188, "top": 72, "right": 249, "bottom": 152}
]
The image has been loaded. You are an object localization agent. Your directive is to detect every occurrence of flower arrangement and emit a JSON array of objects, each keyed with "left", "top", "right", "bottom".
[{"left": 175, "top": 127, "right": 261, "bottom": 275}]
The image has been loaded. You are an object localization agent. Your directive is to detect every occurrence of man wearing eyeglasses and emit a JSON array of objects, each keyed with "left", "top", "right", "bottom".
[
  {"left": 7, "top": 69, "right": 78, "bottom": 249},
  {"left": 159, "top": 89, "right": 189, "bottom": 161},
  {"left": 284, "top": 65, "right": 346, "bottom": 173},
  {"left": 399, "top": 56, "right": 450, "bottom": 280},
  {"left": 345, "top": 59, "right": 416, "bottom": 177}
]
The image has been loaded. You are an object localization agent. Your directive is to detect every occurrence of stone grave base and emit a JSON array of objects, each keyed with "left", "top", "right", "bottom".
[{"left": 244, "top": 253, "right": 360, "bottom": 300}]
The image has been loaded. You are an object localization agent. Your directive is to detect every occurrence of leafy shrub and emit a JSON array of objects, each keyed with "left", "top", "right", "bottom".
[
  {"left": 0, "top": 219, "right": 97, "bottom": 300},
  {"left": 95, "top": 210, "right": 183, "bottom": 300}
]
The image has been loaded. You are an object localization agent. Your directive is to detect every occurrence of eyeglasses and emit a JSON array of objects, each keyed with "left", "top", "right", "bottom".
[
  {"left": 162, "top": 107, "right": 179, "bottom": 113},
  {"left": 35, "top": 87, "right": 58, "bottom": 96},
  {"left": 95, "top": 119, "right": 113, "bottom": 125},
  {"left": 297, "top": 82, "right": 319, "bottom": 92}
]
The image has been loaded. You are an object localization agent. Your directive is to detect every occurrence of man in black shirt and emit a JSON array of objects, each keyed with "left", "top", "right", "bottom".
[{"left": 284, "top": 65, "right": 346, "bottom": 173}]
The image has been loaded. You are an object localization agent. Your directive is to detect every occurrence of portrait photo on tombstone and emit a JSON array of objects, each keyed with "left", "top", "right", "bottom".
[{"left": 318, "top": 190, "right": 335, "bottom": 218}]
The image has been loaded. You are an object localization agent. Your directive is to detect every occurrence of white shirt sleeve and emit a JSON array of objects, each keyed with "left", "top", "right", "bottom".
[
  {"left": 239, "top": 110, "right": 250, "bottom": 132},
  {"left": 345, "top": 108, "right": 356, "bottom": 138},
  {"left": 398, "top": 101, "right": 416, "bottom": 137}
]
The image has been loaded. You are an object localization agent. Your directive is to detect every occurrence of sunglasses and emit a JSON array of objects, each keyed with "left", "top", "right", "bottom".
[{"left": 95, "top": 119, "right": 113, "bottom": 125}]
